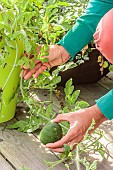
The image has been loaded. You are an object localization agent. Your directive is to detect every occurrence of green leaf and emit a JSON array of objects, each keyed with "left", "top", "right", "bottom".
[
  {"left": 75, "top": 100, "right": 90, "bottom": 110},
  {"left": 7, "top": 116, "right": 41, "bottom": 133},
  {"left": 21, "top": 165, "right": 31, "bottom": 170},
  {"left": 42, "top": 70, "right": 50, "bottom": 76},
  {"left": 47, "top": 8, "right": 58, "bottom": 20},
  {"left": 71, "top": 90, "right": 80, "bottom": 104},
  {"left": 90, "top": 160, "right": 97, "bottom": 170},
  {"left": 56, "top": 2, "right": 71, "bottom": 7},
  {"left": 0, "top": 22, "right": 4, "bottom": 30},
  {"left": 109, "top": 64, "right": 113, "bottom": 72},
  {"left": 48, "top": 0, "right": 56, "bottom": 5},
  {"left": 7, "top": 120, "right": 28, "bottom": 129},
  {"left": 51, "top": 76, "right": 61, "bottom": 86},
  {"left": 58, "top": 62, "right": 77, "bottom": 72},
  {"left": 18, "top": 56, "right": 29, "bottom": 67},
  {"left": 63, "top": 144, "right": 71, "bottom": 157},
  {"left": 30, "top": 59, "right": 35, "bottom": 70},
  {"left": 60, "top": 121, "right": 69, "bottom": 135},
  {"left": 40, "top": 45, "right": 49, "bottom": 57},
  {"left": 98, "top": 149, "right": 105, "bottom": 159},
  {"left": 46, "top": 104, "right": 52, "bottom": 119},
  {"left": 64, "top": 79, "right": 74, "bottom": 97},
  {"left": 40, "top": 57, "right": 48, "bottom": 63},
  {"left": 103, "top": 61, "right": 109, "bottom": 68}
]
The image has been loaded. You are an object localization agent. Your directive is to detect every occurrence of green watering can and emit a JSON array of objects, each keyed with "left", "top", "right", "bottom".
[{"left": 0, "top": 40, "right": 24, "bottom": 123}]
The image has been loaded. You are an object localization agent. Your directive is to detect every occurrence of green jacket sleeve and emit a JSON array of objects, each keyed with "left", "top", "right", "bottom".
[
  {"left": 57, "top": 0, "right": 113, "bottom": 60},
  {"left": 58, "top": 0, "right": 113, "bottom": 120},
  {"left": 96, "top": 89, "right": 113, "bottom": 120}
]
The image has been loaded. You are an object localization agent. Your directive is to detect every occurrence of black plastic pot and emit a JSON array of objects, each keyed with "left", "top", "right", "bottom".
[{"left": 51, "top": 49, "right": 109, "bottom": 86}]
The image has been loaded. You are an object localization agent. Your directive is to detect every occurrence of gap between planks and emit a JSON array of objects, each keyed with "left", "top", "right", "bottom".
[
  {"left": 29, "top": 72, "right": 113, "bottom": 170},
  {"left": 0, "top": 153, "right": 15, "bottom": 170},
  {"left": 1, "top": 72, "right": 113, "bottom": 170},
  {"left": 0, "top": 119, "right": 67, "bottom": 170}
]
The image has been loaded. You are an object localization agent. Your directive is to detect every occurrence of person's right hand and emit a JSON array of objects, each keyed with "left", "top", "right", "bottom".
[
  {"left": 46, "top": 105, "right": 107, "bottom": 153},
  {"left": 21, "top": 45, "right": 70, "bottom": 80}
]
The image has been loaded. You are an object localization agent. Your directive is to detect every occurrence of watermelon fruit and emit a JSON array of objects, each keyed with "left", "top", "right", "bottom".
[{"left": 40, "top": 122, "right": 62, "bottom": 145}]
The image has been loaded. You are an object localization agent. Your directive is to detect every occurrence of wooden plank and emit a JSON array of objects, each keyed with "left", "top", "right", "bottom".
[
  {"left": 30, "top": 89, "right": 61, "bottom": 111},
  {"left": 84, "top": 121, "right": 113, "bottom": 170},
  {"left": 0, "top": 121, "right": 67, "bottom": 170},
  {"left": 0, "top": 154, "right": 14, "bottom": 170},
  {"left": 107, "top": 72, "right": 113, "bottom": 80},
  {"left": 73, "top": 76, "right": 113, "bottom": 169},
  {"left": 16, "top": 88, "right": 113, "bottom": 170},
  {"left": 97, "top": 74, "right": 113, "bottom": 91},
  {"left": 29, "top": 72, "right": 113, "bottom": 109},
  {"left": 99, "top": 122, "right": 113, "bottom": 157},
  {"left": 13, "top": 74, "right": 113, "bottom": 170},
  {"left": 75, "top": 83, "right": 109, "bottom": 105},
  {"left": 15, "top": 106, "right": 85, "bottom": 170}
]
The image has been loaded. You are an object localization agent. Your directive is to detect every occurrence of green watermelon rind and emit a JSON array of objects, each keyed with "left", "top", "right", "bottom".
[{"left": 40, "top": 122, "right": 62, "bottom": 145}]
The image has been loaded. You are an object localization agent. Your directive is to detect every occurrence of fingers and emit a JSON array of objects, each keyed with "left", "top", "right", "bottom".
[
  {"left": 46, "top": 133, "right": 84, "bottom": 153},
  {"left": 46, "top": 128, "right": 81, "bottom": 149},
  {"left": 23, "top": 62, "right": 42, "bottom": 80},
  {"left": 33, "top": 65, "right": 48, "bottom": 78},
  {"left": 68, "top": 135, "right": 84, "bottom": 149},
  {"left": 21, "top": 63, "right": 30, "bottom": 70},
  {"left": 20, "top": 68, "right": 30, "bottom": 78},
  {"left": 21, "top": 60, "right": 51, "bottom": 80},
  {"left": 34, "top": 60, "right": 40, "bottom": 65},
  {"left": 52, "top": 114, "right": 70, "bottom": 123},
  {"left": 45, "top": 113, "right": 85, "bottom": 153}
]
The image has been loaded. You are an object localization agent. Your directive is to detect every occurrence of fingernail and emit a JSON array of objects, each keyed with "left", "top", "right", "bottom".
[
  {"left": 46, "top": 144, "right": 50, "bottom": 147},
  {"left": 46, "top": 143, "right": 52, "bottom": 147}
]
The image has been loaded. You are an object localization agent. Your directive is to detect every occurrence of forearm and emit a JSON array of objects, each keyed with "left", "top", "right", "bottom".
[
  {"left": 96, "top": 89, "right": 113, "bottom": 120},
  {"left": 58, "top": 0, "right": 113, "bottom": 60},
  {"left": 91, "top": 104, "right": 108, "bottom": 123}
]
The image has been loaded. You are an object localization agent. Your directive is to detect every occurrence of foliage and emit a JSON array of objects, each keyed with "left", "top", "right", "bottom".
[
  {"left": 20, "top": 166, "right": 30, "bottom": 170},
  {"left": 8, "top": 78, "right": 106, "bottom": 170},
  {"left": 0, "top": 0, "right": 88, "bottom": 65},
  {"left": 44, "top": 106, "right": 106, "bottom": 170},
  {"left": 97, "top": 55, "right": 113, "bottom": 74}
]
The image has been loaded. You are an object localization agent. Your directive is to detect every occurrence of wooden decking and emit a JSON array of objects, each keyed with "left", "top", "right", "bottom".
[{"left": 0, "top": 72, "right": 113, "bottom": 170}]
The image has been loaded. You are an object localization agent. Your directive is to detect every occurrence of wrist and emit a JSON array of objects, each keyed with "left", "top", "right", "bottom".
[
  {"left": 56, "top": 45, "right": 70, "bottom": 63},
  {"left": 88, "top": 105, "right": 107, "bottom": 123}
]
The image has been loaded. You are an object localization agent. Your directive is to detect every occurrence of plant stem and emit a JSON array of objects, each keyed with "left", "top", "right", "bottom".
[
  {"left": 2, "top": 43, "right": 18, "bottom": 91},
  {"left": 50, "top": 88, "right": 53, "bottom": 103},
  {"left": 38, "top": 113, "right": 50, "bottom": 122},
  {"left": 83, "top": 135, "right": 102, "bottom": 150},
  {"left": 20, "top": 71, "right": 25, "bottom": 98},
  {"left": 76, "top": 146, "right": 80, "bottom": 170}
]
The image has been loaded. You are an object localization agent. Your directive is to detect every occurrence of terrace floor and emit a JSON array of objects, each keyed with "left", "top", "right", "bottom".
[{"left": 0, "top": 72, "right": 113, "bottom": 170}]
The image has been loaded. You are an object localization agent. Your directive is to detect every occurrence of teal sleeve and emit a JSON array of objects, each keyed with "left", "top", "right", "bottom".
[
  {"left": 57, "top": 0, "right": 113, "bottom": 60},
  {"left": 96, "top": 90, "right": 113, "bottom": 120}
]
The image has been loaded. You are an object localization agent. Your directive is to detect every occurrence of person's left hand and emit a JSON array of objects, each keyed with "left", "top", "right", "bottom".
[
  {"left": 46, "top": 105, "right": 107, "bottom": 153},
  {"left": 21, "top": 45, "right": 70, "bottom": 80}
]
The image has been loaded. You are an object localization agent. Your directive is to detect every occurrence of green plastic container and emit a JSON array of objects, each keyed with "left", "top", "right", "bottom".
[{"left": 0, "top": 40, "right": 24, "bottom": 123}]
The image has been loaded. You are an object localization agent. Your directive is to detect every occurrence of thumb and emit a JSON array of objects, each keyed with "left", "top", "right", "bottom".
[{"left": 52, "top": 114, "right": 69, "bottom": 123}]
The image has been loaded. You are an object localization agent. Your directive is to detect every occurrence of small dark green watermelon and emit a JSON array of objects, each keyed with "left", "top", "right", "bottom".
[{"left": 40, "top": 122, "right": 62, "bottom": 145}]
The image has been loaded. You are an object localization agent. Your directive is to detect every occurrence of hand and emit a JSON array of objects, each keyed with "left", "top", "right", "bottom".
[
  {"left": 21, "top": 45, "right": 70, "bottom": 80},
  {"left": 46, "top": 105, "right": 107, "bottom": 153}
]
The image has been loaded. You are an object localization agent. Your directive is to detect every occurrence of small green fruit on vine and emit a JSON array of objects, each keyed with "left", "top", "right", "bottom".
[{"left": 40, "top": 122, "right": 62, "bottom": 145}]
